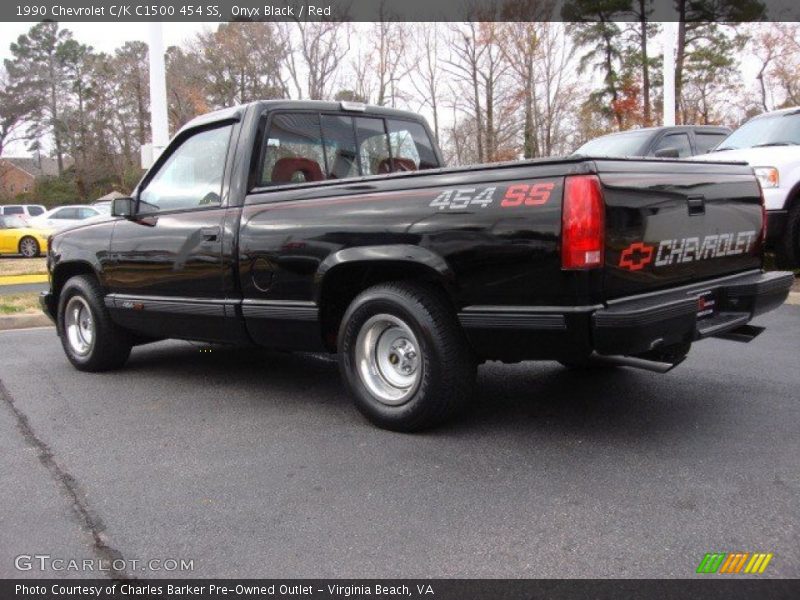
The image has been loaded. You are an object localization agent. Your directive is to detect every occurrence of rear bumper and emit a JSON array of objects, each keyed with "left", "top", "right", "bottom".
[
  {"left": 459, "top": 270, "right": 794, "bottom": 362},
  {"left": 591, "top": 270, "right": 792, "bottom": 356}
]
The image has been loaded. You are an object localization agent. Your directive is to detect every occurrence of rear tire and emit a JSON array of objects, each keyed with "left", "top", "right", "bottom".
[
  {"left": 57, "top": 275, "right": 132, "bottom": 372},
  {"left": 18, "top": 236, "right": 40, "bottom": 258},
  {"left": 774, "top": 202, "right": 800, "bottom": 269},
  {"left": 338, "top": 282, "right": 475, "bottom": 431}
]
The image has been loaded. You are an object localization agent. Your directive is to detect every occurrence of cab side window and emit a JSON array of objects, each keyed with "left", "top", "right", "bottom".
[
  {"left": 259, "top": 113, "right": 326, "bottom": 186},
  {"left": 355, "top": 117, "right": 391, "bottom": 176},
  {"left": 320, "top": 115, "right": 359, "bottom": 180},
  {"left": 253, "top": 112, "right": 439, "bottom": 187},
  {"left": 139, "top": 124, "right": 232, "bottom": 213},
  {"left": 386, "top": 120, "right": 439, "bottom": 171},
  {"left": 654, "top": 133, "right": 692, "bottom": 158},
  {"left": 52, "top": 208, "right": 78, "bottom": 219},
  {"left": 695, "top": 132, "right": 727, "bottom": 154}
]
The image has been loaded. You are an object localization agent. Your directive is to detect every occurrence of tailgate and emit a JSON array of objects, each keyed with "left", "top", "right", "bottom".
[{"left": 598, "top": 160, "right": 763, "bottom": 300}]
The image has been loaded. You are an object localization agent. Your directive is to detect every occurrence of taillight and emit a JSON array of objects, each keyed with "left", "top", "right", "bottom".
[{"left": 561, "top": 174, "right": 605, "bottom": 269}]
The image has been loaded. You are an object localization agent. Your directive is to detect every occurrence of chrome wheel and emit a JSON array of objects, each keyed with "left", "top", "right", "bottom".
[
  {"left": 19, "top": 237, "right": 38, "bottom": 258},
  {"left": 354, "top": 313, "right": 423, "bottom": 406},
  {"left": 64, "top": 296, "right": 95, "bottom": 356}
]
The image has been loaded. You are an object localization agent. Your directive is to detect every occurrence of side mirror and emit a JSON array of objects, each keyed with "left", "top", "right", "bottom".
[
  {"left": 654, "top": 147, "right": 680, "bottom": 158},
  {"left": 111, "top": 197, "right": 135, "bottom": 218}
]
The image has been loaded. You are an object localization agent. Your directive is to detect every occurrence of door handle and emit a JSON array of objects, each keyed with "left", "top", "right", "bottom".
[{"left": 201, "top": 226, "right": 220, "bottom": 241}]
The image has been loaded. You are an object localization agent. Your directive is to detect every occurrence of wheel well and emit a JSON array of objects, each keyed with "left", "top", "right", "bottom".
[
  {"left": 785, "top": 179, "right": 800, "bottom": 212},
  {"left": 52, "top": 262, "right": 98, "bottom": 305},
  {"left": 318, "top": 261, "right": 456, "bottom": 351}
]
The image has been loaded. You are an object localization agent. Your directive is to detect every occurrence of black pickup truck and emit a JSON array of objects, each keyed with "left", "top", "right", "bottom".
[{"left": 41, "top": 100, "right": 793, "bottom": 431}]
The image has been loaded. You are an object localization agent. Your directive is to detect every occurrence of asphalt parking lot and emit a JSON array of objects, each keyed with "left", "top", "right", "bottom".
[{"left": 1, "top": 305, "right": 798, "bottom": 579}]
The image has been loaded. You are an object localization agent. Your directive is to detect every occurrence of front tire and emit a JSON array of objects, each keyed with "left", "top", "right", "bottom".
[
  {"left": 57, "top": 275, "right": 132, "bottom": 372},
  {"left": 18, "top": 236, "right": 40, "bottom": 258},
  {"left": 338, "top": 282, "right": 475, "bottom": 431}
]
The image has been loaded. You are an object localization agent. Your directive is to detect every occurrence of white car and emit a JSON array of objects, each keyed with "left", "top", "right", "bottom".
[
  {"left": 695, "top": 107, "right": 800, "bottom": 267},
  {"left": 30, "top": 204, "right": 107, "bottom": 231}
]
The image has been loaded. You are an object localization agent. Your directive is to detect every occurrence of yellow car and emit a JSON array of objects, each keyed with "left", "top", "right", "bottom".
[{"left": 0, "top": 215, "right": 51, "bottom": 257}]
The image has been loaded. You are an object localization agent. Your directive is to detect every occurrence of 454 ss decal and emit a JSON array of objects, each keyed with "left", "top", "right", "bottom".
[{"left": 429, "top": 182, "right": 556, "bottom": 210}]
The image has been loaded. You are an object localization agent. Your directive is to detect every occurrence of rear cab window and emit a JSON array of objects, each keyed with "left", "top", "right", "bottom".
[{"left": 254, "top": 109, "right": 439, "bottom": 189}]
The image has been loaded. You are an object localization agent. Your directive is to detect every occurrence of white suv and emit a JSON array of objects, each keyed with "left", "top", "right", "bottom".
[
  {"left": 696, "top": 107, "right": 800, "bottom": 267},
  {"left": 0, "top": 204, "right": 47, "bottom": 222}
]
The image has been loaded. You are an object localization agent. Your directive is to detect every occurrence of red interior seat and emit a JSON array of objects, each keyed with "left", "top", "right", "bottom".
[
  {"left": 377, "top": 158, "right": 417, "bottom": 173},
  {"left": 271, "top": 158, "right": 324, "bottom": 184}
]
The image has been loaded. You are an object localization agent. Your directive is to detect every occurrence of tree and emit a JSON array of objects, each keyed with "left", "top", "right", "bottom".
[
  {"left": 445, "top": 22, "right": 516, "bottom": 163},
  {"left": 4, "top": 22, "right": 75, "bottom": 174},
  {"left": 59, "top": 39, "right": 95, "bottom": 197},
  {"left": 113, "top": 41, "right": 149, "bottom": 146},
  {"left": 369, "top": 5, "right": 408, "bottom": 107},
  {"left": 280, "top": 20, "right": 350, "bottom": 100},
  {"left": 0, "top": 66, "right": 32, "bottom": 157},
  {"left": 406, "top": 23, "right": 443, "bottom": 144},
  {"left": 750, "top": 23, "right": 800, "bottom": 110},
  {"left": 497, "top": 21, "right": 540, "bottom": 158},
  {"left": 626, "top": 0, "right": 660, "bottom": 125},
  {"left": 165, "top": 46, "right": 208, "bottom": 131},
  {"left": 564, "top": 0, "right": 632, "bottom": 130},
  {"left": 673, "top": 0, "right": 765, "bottom": 122},
  {"left": 531, "top": 23, "right": 583, "bottom": 156},
  {"left": 193, "top": 23, "right": 287, "bottom": 107},
  {"left": 445, "top": 22, "right": 487, "bottom": 161}
]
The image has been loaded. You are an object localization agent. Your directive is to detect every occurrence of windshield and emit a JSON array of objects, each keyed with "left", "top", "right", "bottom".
[
  {"left": 573, "top": 130, "right": 652, "bottom": 157},
  {"left": 713, "top": 110, "right": 800, "bottom": 151}
]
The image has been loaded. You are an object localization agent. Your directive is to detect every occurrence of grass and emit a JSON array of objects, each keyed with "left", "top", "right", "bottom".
[
  {"left": 0, "top": 257, "right": 47, "bottom": 277},
  {"left": 0, "top": 292, "right": 41, "bottom": 315}
]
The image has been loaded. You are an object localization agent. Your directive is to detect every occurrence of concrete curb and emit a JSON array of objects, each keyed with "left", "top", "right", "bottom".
[
  {"left": 0, "top": 313, "right": 54, "bottom": 331},
  {"left": 0, "top": 274, "right": 48, "bottom": 285}
]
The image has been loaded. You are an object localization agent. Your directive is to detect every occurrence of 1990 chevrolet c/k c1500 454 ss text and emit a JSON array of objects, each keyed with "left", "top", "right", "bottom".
[{"left": 40, "top": 101, "right": 794, "bottom": 430}]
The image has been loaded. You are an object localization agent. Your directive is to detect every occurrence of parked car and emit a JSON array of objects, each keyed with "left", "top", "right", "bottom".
[
  {"left": 30, "top": 204, "right": 106, "bottom": 231},
  {"left": 91, "top": 200, "right": 112, "bottom": 213},
  {"left": 0, "top": 214, "right": 50, "bottom": 257},
  {"left": 40, "top": 100, "right": 793, "bottom": 431},
  {"left": 573, "top": 125, "right": 731, "bottom": 159},
  {"left": 693, "top": 107, "right": 800, "bottom": 267},
  {"left": 0, "top": 204, "right": 47, "bottom": 222}
]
